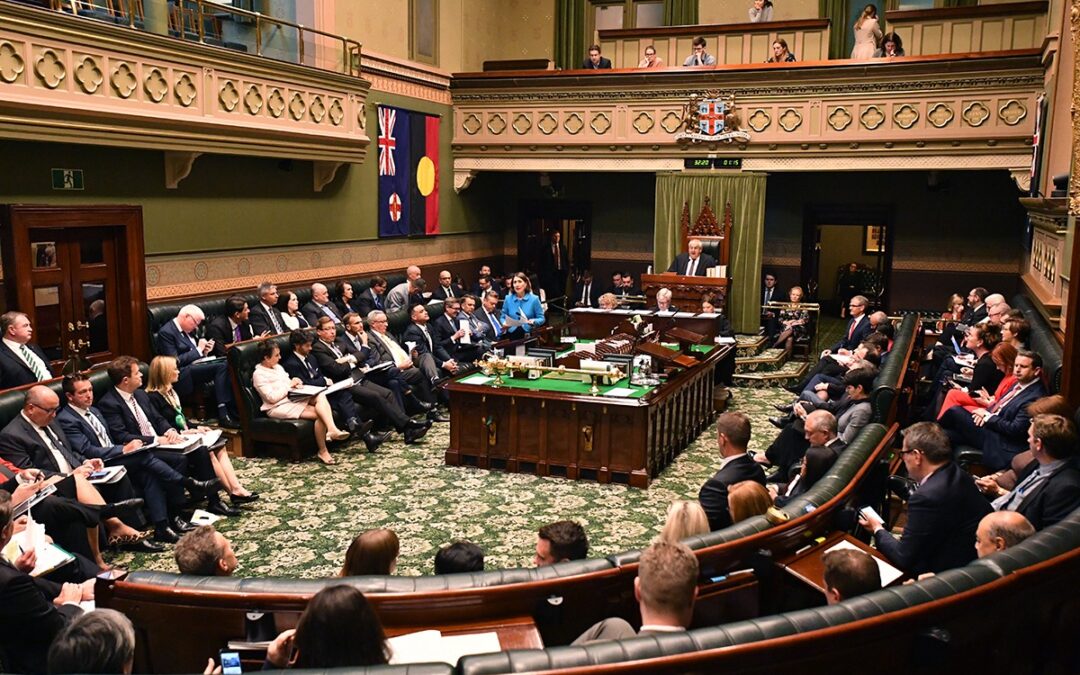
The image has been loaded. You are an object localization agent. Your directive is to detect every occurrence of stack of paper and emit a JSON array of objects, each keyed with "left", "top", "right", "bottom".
[{"left": 387, "top": 630, "right": 501, "bottom": 666}]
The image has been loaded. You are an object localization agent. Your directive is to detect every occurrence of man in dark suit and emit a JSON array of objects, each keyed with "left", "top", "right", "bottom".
[
  {"left": 573, "top": 541, "right": 697, "bottom": 644},
  {"left": 0, "top": 491, "right": 90, "bottom": 675},
  {"left": 365, "top": 310, "right": 439, "bottom": 411},
  {"left": 0, "top": 311, "right": 53, "bottom": 389},
  {"left": 476, "top": 290, "right": 505, "bottom": 342},
  {"left": 308, "top": 319, "right": 421, "bottom": 449},
  {"left": 156, "top": 305, "right": 237, "bottom": 428},
  {"left": 607, "top": 271, "right": 626, "bottom": 296},
  {"left": 249, "top": 281, "right": 288, "bottom": 336},
  {"left": 581, "top": 44, "right": 612, "bottom": 69},
  {"left": 97, "top": 356, "right": 238, "bottom": 530},
  {"left": 963, "top": 287, "right": 989, "bottom": 324},
  {"left": 973, "top": 511, "right": 1035, "bottom": 558},
  {"left": 941, "top": 350, "right": 1048, "bottom": 471},
  {"left": 0, "top": 385, "right": 159, "bottom": 550},
  {"left": 458, "top": 295, "right": 493, "bottom": 350},
  {"left": 667, "top": 239, "right": 717, "bottom": 277},
  {"left": 433, "top": 299, "right": 481, "bottom": 366},
  {"left": 621, "top": 272, "right": 642, "bottom": 297},
  {"left": 760, "top": 271, "right": 780, "bottom": 337},
  {"left": 980, "top": 413, "right": 1080, "bottom": 530},
  {"left": 573, "top": 270, "right": 601, "bottom": 308},
  {"left": 698, "top": 412, "right": 767, "bottom": 530},
  {"left": 402, "top": 305, "right": 455, "bottom": 381},
  {"left": 474, "top": 275, "right": 501, "bottom": 301},
  {"left": 860, "top": 421, "right": 992, "bottom": 576},
  {"left": 541, "top": 230, "right": 569, "bottom": 300},
  {"left": 301, "top": 283, "right": 343, "bottom": 327},
  {"left": 431, "top": 270, "right": 465, "bottom": 301},
  {"left": 470, "top": 265, "right": 494, "bottom": 297},
  {"left": 58, "top": 374, "right": 213, "bottom": 544},
  {"left": 829, "top": 295, "right": 873, "bottom": 354},
  {"left": 355, "top": 276, "right": 388, "bottom": 318},
  {"left": 205, "top": 296, "right": 257, "bottom": 357}
]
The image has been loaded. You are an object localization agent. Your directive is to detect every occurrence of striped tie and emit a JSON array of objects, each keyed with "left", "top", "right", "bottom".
[{"left": 19, "top": 344, "right": 47, "bottom": 381}]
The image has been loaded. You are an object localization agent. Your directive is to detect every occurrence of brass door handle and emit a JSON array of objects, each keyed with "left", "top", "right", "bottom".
[{"left": 67, "top": 321, "right": 89, "bottom": 332}]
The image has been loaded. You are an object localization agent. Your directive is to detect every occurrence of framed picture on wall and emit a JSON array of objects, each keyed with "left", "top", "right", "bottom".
[{"left": 863, "top": 226, "right": 885, "bottom": 254}]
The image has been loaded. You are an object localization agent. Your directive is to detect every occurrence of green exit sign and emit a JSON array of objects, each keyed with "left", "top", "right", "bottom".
[
  {"left": 51, "top": 168, "right": 84, "bottom": 191},
  {"left": 683, "top": 158, "right": 742, "bottom": 170}
]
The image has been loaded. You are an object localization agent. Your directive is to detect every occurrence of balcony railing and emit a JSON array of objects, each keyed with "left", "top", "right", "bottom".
[{"left": 42, "top": 0, "right": 361, "bottom": 75}]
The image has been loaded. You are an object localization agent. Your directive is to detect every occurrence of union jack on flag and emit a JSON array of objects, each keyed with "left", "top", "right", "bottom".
[
  {"left": 697, "top": 100, "right": 727, "bottom": 136},
  {"left": 378, "top": 107, "right": 397, "bottom": 176}
]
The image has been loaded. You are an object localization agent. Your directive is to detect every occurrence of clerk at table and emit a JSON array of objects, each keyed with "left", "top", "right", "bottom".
[
  {"left": 667, "top": 239, "right": 717, "bottom": 277},
  {"left": 500, "top": 273, "right": 545, "bottom": 338}
]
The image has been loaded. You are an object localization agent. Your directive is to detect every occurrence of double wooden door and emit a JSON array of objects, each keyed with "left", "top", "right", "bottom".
[{"left": 0, "top": 205, "right": 149, "bottom": 371}]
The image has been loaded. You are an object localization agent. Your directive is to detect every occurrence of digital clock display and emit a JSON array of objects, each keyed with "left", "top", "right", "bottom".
[
  {"left": 684, "top": 158, "right": 712, "bottom": 169},
  {"left": 683, "top": 158, "right": 743, "bottom": 169}
]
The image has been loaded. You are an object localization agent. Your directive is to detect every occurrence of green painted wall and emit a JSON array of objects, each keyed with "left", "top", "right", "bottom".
[{"left": 0, "top": 92, "right": 497, "bottom": 255}]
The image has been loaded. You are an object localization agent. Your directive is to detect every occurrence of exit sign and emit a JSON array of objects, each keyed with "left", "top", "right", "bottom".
[
  {"left": 51, "top": 168, "right": 84, "bottom": 190},
  {"left": 683, "top": 158, "right": 742, "bottom": 170}
]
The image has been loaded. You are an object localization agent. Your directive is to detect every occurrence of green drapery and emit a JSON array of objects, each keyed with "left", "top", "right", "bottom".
[
  {"left": 663, "top": 0, "right": 699, "bottom": 26},
  {"left": 554, "top": 0, "right": 587, "bottom": 70},
  {"left": 820, "top": 0, "right": 849, "bottom": 59},
  {"left": 654, "top": 173, "right": 767, "bottom": 333}
]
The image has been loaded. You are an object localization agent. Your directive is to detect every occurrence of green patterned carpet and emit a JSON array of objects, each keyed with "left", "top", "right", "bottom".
[{"left": 108, "top": 387, "right": 795, "bottom": 578}]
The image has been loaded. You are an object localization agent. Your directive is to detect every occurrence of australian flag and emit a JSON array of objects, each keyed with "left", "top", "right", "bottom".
[{"left": 378, "top": 104, "right": 440, "bottom": 238}]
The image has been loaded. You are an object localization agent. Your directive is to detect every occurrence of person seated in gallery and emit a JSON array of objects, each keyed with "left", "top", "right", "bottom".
[
  {"left": 728, "top": 481, "right": 772, "bottom": 524},
  {"left": 597, "top": 292, "right": 619, "bottom": 311},
  {"left": 822, "top": 548, "right": 881, "bottom": 604},
  {"left": 251, "top": 340, "right": 351, "bottom": 466},
  {"left": 637, "top": 44, "right": 664, "bottom": 68},
  {"left": 265, "top": 586, "right": 389, "bottom": 669},
  {"left": 581, "top": 44, "right": 612, "bottom": 69},
  {"left": 667, "top": 238, "right": 716, "bottom": 277},
  {"left": 766, "top": 38, "right": 796, "bottom": 63},
  {"left": 683, "top": 36, "right": 716, "bottom": 66},
  {"left": 0, "top": 311, "right": 54, "bottom": 389},
  {"left": 773, "top": 285, "right": 809, "bottom": 350},
  {"left": 573, "top": 541, "right": 698, "bottom": 644},
  {"left": 155, "top": 304, "right": 238, "bottom": 427},
  {"left": 47, "top": 609, "right": 135, "bottom": 675},
  {"left": 204, "top": 295, "right": 256, "bottom": 357},
  {"left": 365, "top": 310, "right": 440, "bottom": 412},
  {"left": 340, "top": 528, "right": 399, "bottom": 576},
  {"left": 355, "top": 276, "right": 388, "bottom": 317},
  {"left": 534, "top": 520, "right": 589, "bottom": 566},
  {"left": 435, "top": 541, "right": 485, "bottom": 574},
  {"left": 659, "top": 500, "right": 711, "bottom": 543},
  {"left": 500, "top": 273, "right": 546, "bottom": 338}
]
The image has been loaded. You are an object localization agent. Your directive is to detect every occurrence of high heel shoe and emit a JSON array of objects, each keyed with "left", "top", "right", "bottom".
[
  {"left": 326, "top": 430, "right": 351, "bottom": 442},
  {"left": 317, "top": 453, "right": 337, "bottom": 466}
]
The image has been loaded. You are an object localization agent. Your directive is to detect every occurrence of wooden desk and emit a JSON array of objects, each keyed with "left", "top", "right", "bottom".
[
  {"left": 569, "top": 309, "right": 726, "bottom": 341},
  {"left": 641, "top": 273, "right": 731, "bottom": 313},
  {"left": 776, "top": 532, "right": 905, "bottom": 597},
  {"left": 386, "top": 615, "right": 544, "bottom": 650},
  {"left": 445, "top": 344, "right": 729, "bottom": 488}
]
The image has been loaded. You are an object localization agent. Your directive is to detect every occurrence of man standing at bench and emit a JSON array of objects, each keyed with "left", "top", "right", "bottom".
[
  {"left": 573, "top": 541, "right": 698, "bottom": 644},
  {"left": 860, "top": 421, "right": 991, "bottom": 576},
  {"left": 156, "top": 305, "right": 238, "bottom": 428}
]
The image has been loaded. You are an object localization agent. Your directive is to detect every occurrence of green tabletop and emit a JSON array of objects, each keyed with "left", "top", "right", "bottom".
[{"left": 457, "top": 371, "right": 655, "bottom": 399}]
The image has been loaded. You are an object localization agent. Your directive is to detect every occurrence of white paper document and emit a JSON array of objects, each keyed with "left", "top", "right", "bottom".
[
  {"left": 825, "top": 539, "right": 904, "bottom": 587},
  {"left": 387, "top": 629, "right": 502, "bottom": 666}
]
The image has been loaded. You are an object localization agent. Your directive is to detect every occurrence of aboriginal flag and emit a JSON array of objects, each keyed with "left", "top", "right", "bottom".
[{"left": 377, "top": 105, "right": 440, "bottom": 238}]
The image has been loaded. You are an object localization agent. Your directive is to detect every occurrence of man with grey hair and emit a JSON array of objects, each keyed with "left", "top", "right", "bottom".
[
  {"left": 0, "top": 310, "right": 53, "bottom": 388},
  {"left": 365, "top": 310, "right": 438, "bottom": 411},
  {"left": 573, "top": 541, "right": 699, "bottom": 643},
  {"left": 156, "top": 304, "right": 236, "bottom": 427},
  {"left": 48, "top": 609, "right": 135, "bottom": 674},
  {"left": 387, "top": 266, "right": 424, "bottom": 313},
  {"left": 653, "top": 288, "right": 674, "bottom": 312},
  {"left": 974, "top": 511, "right": 1035, "bottom": 558},
  {"left": 667, "top": 238, "right": 716, "bottom": 277},
  {"left": 301, "top": 282, "right": 342, "bottom": 327},
  {"left": 249, "top": 280, "right": 286, "bottom": 335}
]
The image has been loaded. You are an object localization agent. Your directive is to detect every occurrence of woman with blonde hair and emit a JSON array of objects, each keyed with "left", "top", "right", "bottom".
[
  {"left": 341, "top": 528, "right": 400, "bottom": 576},
  {"left": 728, "top": 481, "right": 772, "bottom": 524},
  {"left": 660, "top": 500, "right": 710, "bottom": 542},
  {"left": 851, "top": 4, "right": 882, "bottom": 59},
  {"left": 146, "top": 354, "right": 257, "bottom": 504}
]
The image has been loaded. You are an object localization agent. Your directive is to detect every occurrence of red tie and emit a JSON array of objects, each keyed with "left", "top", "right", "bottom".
[
  {"left": 990, "top": 383, "right": 1022, "bottom": 412},
  {"left": 847, "top": 319, "right": 856, "bottom": 340}
]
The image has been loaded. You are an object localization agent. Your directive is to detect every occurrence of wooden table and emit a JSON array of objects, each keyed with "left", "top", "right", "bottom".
[
  {"left": 569, "top": 308, "right": 726, "bottom": 341},
  {"left": 444, "top": 344, "right": 730, "bottom": 488},
  {"left": 776, "top": 532, "right": 905, "bottom": 597}
]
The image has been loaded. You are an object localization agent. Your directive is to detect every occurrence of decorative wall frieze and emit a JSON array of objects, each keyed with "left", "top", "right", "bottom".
[
  {"left": 360, "top": 50, "right": 450, "bottom": 105},
  {"left": 0, "top": 2, "right": 370, "bottom": 165},
  {"left": 145, "top": 233, "right": 501, "bottom": 300},
  {"left": 450, "top": 53, "right": 1042, "bottom": 171}
]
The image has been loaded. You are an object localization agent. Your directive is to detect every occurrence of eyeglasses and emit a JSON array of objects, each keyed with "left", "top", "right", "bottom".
[{"left": 29, "top": 402, "right": 60, "bottom": 415}]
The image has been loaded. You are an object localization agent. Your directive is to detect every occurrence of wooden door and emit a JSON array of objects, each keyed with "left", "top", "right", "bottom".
[{"left": 1, "top": 205, "right": 149, "bottom": 370}]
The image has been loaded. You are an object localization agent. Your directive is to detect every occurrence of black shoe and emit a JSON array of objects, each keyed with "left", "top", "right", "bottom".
[
  {"left": 183, "top": 476, "right": 222, "bottom": 494},
  {"left": 408, "top": 396, "right": 434, "bottom": 412},
  {"left": 100, "top": 498, "right": 145, "bottom": 521},
  {"left": 346, "top": 417, "right": 373, "bottom": 435},
  {"left": 363, "top": 430, "right": 393, "bottom": 452},
  {"left": 216, "top": 413, "right": 240, "bottom": 429},
  {"left": 774, "top": 403, "right": 795, "bottom": 413},
  {"left": 207, "top": 501, "right": 242, "bottom": 517},
  {"left": 405, "top": 418, "right": 430, "bottom": 431},
  {"left": 404, "top": 425, "right": 429, "bottom": 444},
  {"left": 229, "top": 492, "right": 260, "bottom": 504},
  {"left": 154, "top": 526, "right": 180, "bottom": 544},
  {"left": 428, "top": 409, "right": 450, "bottom": 423},
  {"left": 126, "top": 537, "right": 166, "bottom": 553},
  {"left": 171, "top": 516, "right": 197, "bottom": 533},
  {"left": 768, "top": 416, "right": 787, "bottom": 430}
]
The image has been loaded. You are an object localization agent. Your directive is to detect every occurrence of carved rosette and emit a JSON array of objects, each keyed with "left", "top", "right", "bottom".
[
  {"left": 997, "top": 99, "right": 1027, "bottom": 126},
  {"left": 218, "top": 79, "right": 239, "bottom": 111},
  {"left": 310, "top": 95, "right": 326, "bottom": 123},
  {"left": 74, "top": 55, "right": 103, "bottom": 94},
  {"left": 461, "top": 113, "right": 481, "bottom": 134},
  {"left": 34, "top": 48, "right": 65, "bottom": 89},
  {"left": 962, "top": 101, "right": 990, "bottom": 126},
  {"left": 893, "top": 103, "right": 919, "bottom": 129},
  {"left": 175, "top": 72, "right": 197, "bottom": 107},
  {"left": 778, "top": 108, "right": 802, "bottom": 132},
  {"left": 927, "top": 103, "right": 954, "bottom": 128},
  {"left": 632, "top": 111, "right": 654, "bottom": 134},
  {"left": 748, "top": 109, "right": 771, "bottom": 132},
  {"left": 243, "top": 84, "right": 263, "bottom": 115},
  {"left": 860, "top": 105, "right": 885, "bottom": 130},
  {"left": 0, "top": 41, "right": 25, "bottom": 84},
  {"left": 329, "top": 99, "right": 344, "bottom": 126},
  {"left": 268, "top": 88, "right": 285, "bottom": 118},
  {"left": 827, "top": 107, "right": 852, "bottom": 131},
  {"left": 289, "top": 92, "right": 306, "bottom": 121},
  {"left": 144, "top": 67, "right": 169, "bottom": 103}
]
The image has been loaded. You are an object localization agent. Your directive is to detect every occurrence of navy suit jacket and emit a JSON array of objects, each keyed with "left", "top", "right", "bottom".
[
  {"left": 355, "top": 289, "right": 385, "bottom": 317},
  {"left": 97, "top": 387, "right": 172, "bottom": 444},
  {"left": 156, "top": 319, "right": 203, "bottom": 368},
  {"left": 573, "top": 280, "right": 602, "bottom": 308},
  {"left": 0, "top": 341, "right": 51, "bottom": 389},
  {"left": 980, "top": 380, "right": 1048, "bottom": 468},
  {"left": 1013, "top": 459, "right": 1080, "bottom": 530},
  {"left": 205, "top": 316, "right": 254, "bottom": 357},
  {"left": 0, "top": 415, "right": 86, "bottom": 476},
  {"left": 698, "top": 454, "right": 767, "bottom": 531},
  {"left": 0, "top": 559, "right": 81, "bottom": 674},
  {"left": 301, "top": 301, "right": 341, "bottom": 327},
  {"left": 403, "top": 323, "right": 451, "bottom": 367},
  {"left": 248, "top": 302, "right": 287, "bottom": 335},
  {"left": 832, "top": 315, "right": 874, "bottom": 352},
  {"left": 282, "top": 352, "right": 326, "bottom": 387},
  {"left": 311, "top": 339, "right": 365, "bottom": 382},
  {"left": 874, "top": 462, "right": 992, "bottom": 575},
  {"left": 667, "top": 252, "right": 717, "bottom": 276},
  {"left": 431, "top": 284, "right": 465, "bottom": 301},
  {"left": 56, "top": 406, "right": 125, "bottom": 461}
]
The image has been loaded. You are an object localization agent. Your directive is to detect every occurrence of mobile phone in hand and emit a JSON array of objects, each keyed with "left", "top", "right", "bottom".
[
  {"left": 219, "top": 650, "right": 242, "bottom": 675},
  {"left": 859, "top": 505, "right": 883, "bottom": 524}
]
